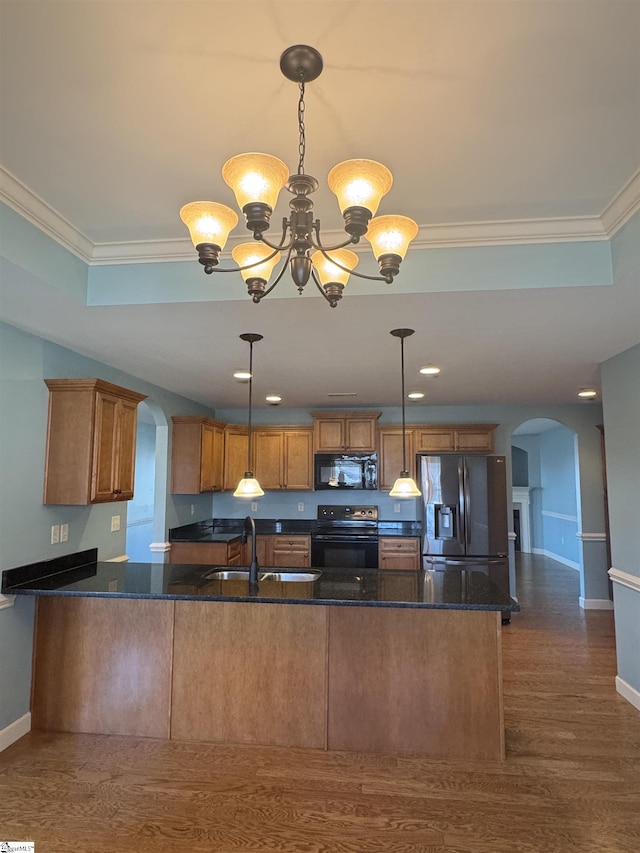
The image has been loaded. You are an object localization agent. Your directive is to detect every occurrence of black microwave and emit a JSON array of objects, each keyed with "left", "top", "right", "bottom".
[{"left": 314, "top": 453, "right": 378, "bottom": 490}]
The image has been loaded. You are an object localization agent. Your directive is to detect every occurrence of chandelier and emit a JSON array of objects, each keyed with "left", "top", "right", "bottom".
[{"left": 180, "top": 45, "right": 418, "bottom": 308}]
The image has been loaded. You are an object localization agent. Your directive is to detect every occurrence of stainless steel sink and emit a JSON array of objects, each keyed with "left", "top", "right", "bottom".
[{"left": 203, "top": 570, "right": 321, "bottom": 583}]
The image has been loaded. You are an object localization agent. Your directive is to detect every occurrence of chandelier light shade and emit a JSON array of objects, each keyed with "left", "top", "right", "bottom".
[
  {"left": 180, "top": 44, "right": 418, "bottom": 308},
  {"left": 179, "top": 202, "right": 239, "bottom": 251},
  {"left": 389, "top": 328, "right": 422, "bottom": 499},
  {"left": 327, "top": 159, "right": 393, "bottom": 218},
  {"left": 222, "top": 153, "right": 290, "bottom": 214},
  {"left": 232, "top": 243, "right": 282, "bottom": 300},
  {"left": 233, "top": 333, "right": 265, "bottom": 499}
]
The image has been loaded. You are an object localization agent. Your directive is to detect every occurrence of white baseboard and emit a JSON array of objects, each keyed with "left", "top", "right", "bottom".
[
  {"left": 579, "top": 597, "right": 614, "bottom": 610},
  {"left": 0, "top": 712, "right": 31, "bottom": 752},
  {"left": 616, "top": 676, "right": 640, "bottom": 712},
  {"left": 532, "top": 548, "right": 580, "bottom": 571}
]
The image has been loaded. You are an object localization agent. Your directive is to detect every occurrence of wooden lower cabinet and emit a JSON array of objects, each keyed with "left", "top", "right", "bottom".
[
  {"left": 31, "top": 597, "right": 505, "bottom": 760},
  {"left": 32, "top": 597, "right": 173, "bottom": 738},
  {"left": 379, "top": 537, "right": 421, "bottom": 570},
  {"left": 170, "top": 538, "right": 242, "bottom": 566}
]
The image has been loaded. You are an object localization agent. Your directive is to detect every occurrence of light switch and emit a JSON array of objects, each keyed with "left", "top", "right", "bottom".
[{"left": 111, "top": 515, "right": 121, "bottom": 532}]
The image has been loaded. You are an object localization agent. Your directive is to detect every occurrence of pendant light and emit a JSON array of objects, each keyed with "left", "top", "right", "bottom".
[
  {"left": 233, "top": 333, "right": 265, "bottom": 498},
  {"left": 389, "top": 328, "right": 421, "bottom": 498}
]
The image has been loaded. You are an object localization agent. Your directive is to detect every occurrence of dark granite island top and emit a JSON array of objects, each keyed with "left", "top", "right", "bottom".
[{"left": 2, "top": 548, "right": 519, "bottom": 614}]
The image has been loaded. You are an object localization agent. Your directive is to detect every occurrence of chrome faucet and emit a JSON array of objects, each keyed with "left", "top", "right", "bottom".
[{"left": 243, "top": 515, "right": 259, "bottom": 586}]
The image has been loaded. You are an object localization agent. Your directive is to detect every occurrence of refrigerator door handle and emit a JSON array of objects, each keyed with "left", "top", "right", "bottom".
[
  {"left": 464, "top": 460, "right": 471, "bottom": 546},
  {"left": 457, "top": 462, "right": 465, "bottom": 548}
]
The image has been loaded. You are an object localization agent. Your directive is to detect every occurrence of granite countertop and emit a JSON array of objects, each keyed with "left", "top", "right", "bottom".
[
  {"left": 169, "top": 518, "right": 423, "bottom": 541},
  {"left": 2, "top": 548, "right": 519, "bottom": 613}
]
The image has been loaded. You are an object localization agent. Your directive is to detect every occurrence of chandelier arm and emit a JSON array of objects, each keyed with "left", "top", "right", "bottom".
[
  {"left": 310, "top": 269, "right": 337, "bottom": 306},
  {"left": 256, "top": 218, "right": 293, "bottom": 252},
  {"left": 207, "top": 245, "right": 285, "bottom": 275},
  {"left": 253, "top": 245, "right": 296, "bottom": 301},
  {"left": 311, "top": 224, "right": 358, "bottom": 253},
  {"left": 314, "top": 245, "right": 389, "bottom": 283}
]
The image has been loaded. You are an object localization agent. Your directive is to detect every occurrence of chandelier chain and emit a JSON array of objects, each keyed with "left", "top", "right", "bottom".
[{"left": 297, "top": 76, "right": 306, "bottom": 175}]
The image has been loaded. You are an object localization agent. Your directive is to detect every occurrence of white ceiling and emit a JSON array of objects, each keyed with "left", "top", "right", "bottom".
[{"left": 1, "top": 0, "right": 639, "bottom": 410}]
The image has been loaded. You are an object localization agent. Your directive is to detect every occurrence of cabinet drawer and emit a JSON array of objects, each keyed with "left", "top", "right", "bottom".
[
  {"left": 379, "top": 537, "right": 420, "bottom": 554},
  {"left": 275, "top": 535, "right": 310, "bottom": 551}
]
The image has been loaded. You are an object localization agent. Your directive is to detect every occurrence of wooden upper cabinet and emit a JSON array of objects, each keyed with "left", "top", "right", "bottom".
[
  {"left": 453, "top": 425, "right": 497, "bottom": 453},
  {"left": 312, "top": 412, "right": 381, "bottom": 453},
  {"left": 282, "top": 430, "right": 313, "bottom": 490},
  {"left": 253, "top": 429, "right": 284, "bottom": 490},
  {"left": 171, "top": 416, "right": 225, "bottom": 494},
  {"left": 408, "top": 424, "right": 496, "bottom": 454},
  {"left": 253, "top": 428, "right": 313, "bottom": 491},
  {"left": 44, "top": 378, "right": 146, "bottom": 505},
  {"left": 223, "top": 426, "right": 249, "bottom": 491},
  {"left": 378, "top": 428, "right": 416, "bottom": 491},
  {"left": 414, "top": 427, "right": 455, "bottom": 453}
]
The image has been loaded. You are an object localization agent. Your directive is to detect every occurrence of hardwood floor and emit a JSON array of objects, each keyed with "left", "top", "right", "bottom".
[{"left": 1, "top": 554, "right": 639, "bottom": 852}]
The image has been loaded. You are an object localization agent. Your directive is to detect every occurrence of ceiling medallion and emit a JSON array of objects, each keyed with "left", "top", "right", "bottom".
[{"left": 180, "top": 45, "right": 418, "bottom": 308}]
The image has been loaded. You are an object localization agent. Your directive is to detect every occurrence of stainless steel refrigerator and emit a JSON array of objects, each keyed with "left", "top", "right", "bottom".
[{"left": 420, "top": 454, "right": 510, "bottom": 596}]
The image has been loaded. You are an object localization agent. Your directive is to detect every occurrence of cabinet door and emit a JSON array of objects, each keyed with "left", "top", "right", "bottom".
[
  {"left": 115, "top": 398, "right": 139, "bottom": 500},
  {"left": 253, "top": 430, "right": 284, "bottom": 490},
  {"left": 224, "top": 429, "right": 249, "bottom": 490},
  {"left": 345, "top": 418, "right": 377, "bottom": 452},
  {"left": 454, "top": 428, "right": 495, "bottom": 453},
  {"left": 378, "top": 429, "right": 416, "bottom": 491},
  {"left": 314, "top": 418, "right": 345, "bottom": 452},
  {"left": 92, "top": 392, "right": 120, "bottom": 501},
  {"left": 415, "top": 428, "right": 455, "bottom": 453},
  {"left": 200, "top": 424, "right": 217, "bottom": 491},
  {"left": 283, "top": 430, "right": 313, "bottom": 490}
]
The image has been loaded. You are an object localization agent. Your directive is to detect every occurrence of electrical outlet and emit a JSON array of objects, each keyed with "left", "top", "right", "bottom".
[
  {"left": 298, "top": 502, "right": 304, "bottom": 512},
  {"left": 394, "top": 503, "right": 401, "bottom": 513},
  {"left": 60, "top": 523, "right": 69, "bottom": 542},
  {"left": 251, "top": 502, "right": 258, "bottom": 512},
  {"left": 111, "top": 515, "right": 121, "bottom": 532},
  {"left": 50, "top": 524, "right": 60, "bottom": 544},
  {"left": 191, "top": 504, "right": 196, "bottom": 516}
]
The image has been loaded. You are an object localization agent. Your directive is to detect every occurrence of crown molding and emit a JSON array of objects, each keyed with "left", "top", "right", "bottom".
[
  {"left": 2, "top": 164, "right": 638, "bottom": 267},
  {"left": 600, "top": 169, "right": 640, "bottom": 236},
  {"left": 0, "top": 166, "right": 94, "bottom": 263}
]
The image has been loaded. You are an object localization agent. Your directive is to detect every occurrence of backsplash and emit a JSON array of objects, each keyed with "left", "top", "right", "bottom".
[{"left": 211, "top": 490, "right": 419, "bottom": 522}]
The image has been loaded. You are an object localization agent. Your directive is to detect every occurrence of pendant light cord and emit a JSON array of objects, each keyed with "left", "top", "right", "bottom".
[
  {"left": 247, "top": 340, "right": 254, "bottom": 473},
  {"left": 297, "top": 75, "right": 306, "bottom": 175},
  {"left": 400, "top": 334, "right": 407, "bottom": 474}
]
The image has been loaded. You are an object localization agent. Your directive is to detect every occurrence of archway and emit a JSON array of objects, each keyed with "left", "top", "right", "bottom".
[{"left": 126, "top": 399, "right": 169, "bottom": 562}]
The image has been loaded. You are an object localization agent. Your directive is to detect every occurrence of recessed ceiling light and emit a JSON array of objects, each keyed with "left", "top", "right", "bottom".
[
  {"left": 265, "top": 394, "right": 282, "bottom": 405},
  {"left": 408, "top": 391, "right": 425, "bottom": 400},
  {"left": 233, "top": 369, "right": 252, "bottom": 381},
  {"left": 419, "top": 365, "right": 440, "bottom": 376},
  {"left": 578, "top": 388, "right": 598, "bottom": 399}
]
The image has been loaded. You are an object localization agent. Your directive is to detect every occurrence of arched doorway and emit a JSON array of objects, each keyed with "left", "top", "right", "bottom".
[
  {"left": 126, "top": 399, "right": 169, "bottom": 562},
  {"left": 511, "top": 418, "right": 580, "bottom": 571}
]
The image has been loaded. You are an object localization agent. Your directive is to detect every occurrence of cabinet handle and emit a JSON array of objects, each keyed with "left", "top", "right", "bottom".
[{"left": 113, "top": 489, "right": 122, "bottom": 495}]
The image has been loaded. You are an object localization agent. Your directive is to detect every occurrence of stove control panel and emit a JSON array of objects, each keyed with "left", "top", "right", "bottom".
[{"left": 317, "top": 505, "right": 379, "bottom": 521}]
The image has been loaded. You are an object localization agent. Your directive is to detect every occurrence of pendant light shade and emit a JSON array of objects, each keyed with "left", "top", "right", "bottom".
[
  {"left": 389, "top": 328, "right": 421, "bottom": 499},
  {"left": 233, "top": 333, "right": 265, "bottom": 499}
]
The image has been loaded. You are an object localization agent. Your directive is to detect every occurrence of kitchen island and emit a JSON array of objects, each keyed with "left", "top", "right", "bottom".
[{"left": 3, "top": 549, "right": 518, "bottom": 761}]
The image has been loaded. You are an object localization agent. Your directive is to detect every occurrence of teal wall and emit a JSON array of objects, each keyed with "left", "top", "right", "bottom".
[
  {"left": 602, "top": 344, "right": 640, "bottom": 697},
  {"left": 0, "top": 320, "right": 218, "bottom": 731}
]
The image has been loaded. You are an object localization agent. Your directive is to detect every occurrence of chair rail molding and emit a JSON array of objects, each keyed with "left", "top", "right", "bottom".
[{"left": 608, "top": 567, "right": 640, "bottom": 594}]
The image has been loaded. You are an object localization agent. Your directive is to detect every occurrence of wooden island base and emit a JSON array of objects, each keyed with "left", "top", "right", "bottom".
[{"left": 32, "top": 597, "right": 505, "bottom": 761}]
